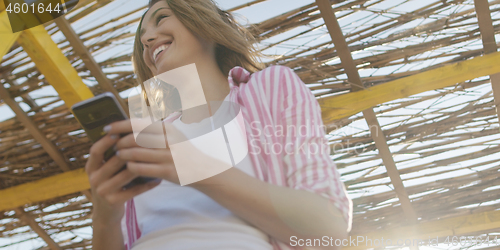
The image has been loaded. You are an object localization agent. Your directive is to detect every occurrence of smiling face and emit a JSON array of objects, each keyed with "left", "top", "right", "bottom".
[{"left": 140, "top": 1, "right": 215, "bottom": 76}]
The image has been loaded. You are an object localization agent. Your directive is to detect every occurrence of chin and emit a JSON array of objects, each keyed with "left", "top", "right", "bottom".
[
  {"left": 155, "top": 60, "right": 183, "bottom": 75},
  {"left": 154, "top": 64, "right": 173, "bottom": 76}
]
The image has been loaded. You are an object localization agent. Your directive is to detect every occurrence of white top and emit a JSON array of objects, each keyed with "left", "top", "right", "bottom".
[{"left": 124, "top": 95, "right": 273, "bottom": 250}]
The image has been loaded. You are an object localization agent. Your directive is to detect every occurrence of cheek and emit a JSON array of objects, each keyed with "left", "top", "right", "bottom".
[
  {"left": 143, "top": 50, "right": 152, "bottom": 67},
  {"left": 185, "top": 30, "right": 214, "bottom": 55},
  {"left": 142, "top": 50, "right": 157, "bottom": 74}
]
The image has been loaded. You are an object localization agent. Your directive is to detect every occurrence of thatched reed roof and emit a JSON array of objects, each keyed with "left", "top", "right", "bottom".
[{"left": 1, "top": 0, "right": 500, "bottom": 249}]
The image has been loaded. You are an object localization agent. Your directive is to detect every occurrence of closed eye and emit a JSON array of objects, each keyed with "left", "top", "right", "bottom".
[{"left": 156, "top": 14, "right": 169, "bottom": 25}]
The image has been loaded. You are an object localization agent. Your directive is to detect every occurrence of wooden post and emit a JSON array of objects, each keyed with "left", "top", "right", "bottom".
[
  {"left": 474, "top": 0, "right": 500, "bottom": 127},
  {"left": 316, "top": 0, "right": 418, "bottom": 227},
  {"left": 0, "top": 84, "right": 72, "bottom": 172},
  {"left": 1, "top": 21, "right": 94, "bottom": 204},
  {"left": 54, "top": 17, "right": 129, "bottom": 116},
  {"left": 14, "top": 208, "right": 63, "bottom": 250}
]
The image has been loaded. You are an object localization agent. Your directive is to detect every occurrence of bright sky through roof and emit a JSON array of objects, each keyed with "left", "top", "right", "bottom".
[
  {"left": 0, "top": 1, "right": 314, "bottom": 249},
  {"left": 1, "top": 0, "right": 499, "bottom": 249}
]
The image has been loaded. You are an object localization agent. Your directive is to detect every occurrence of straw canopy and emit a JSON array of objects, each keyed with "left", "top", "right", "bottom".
[{"left": 0, "top": 0, "right": 500, "bottom": 249}]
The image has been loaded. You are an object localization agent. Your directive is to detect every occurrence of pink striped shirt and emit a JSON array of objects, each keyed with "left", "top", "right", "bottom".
[{"left": 123, "top": 65, "right": 352, "bottom": 249}]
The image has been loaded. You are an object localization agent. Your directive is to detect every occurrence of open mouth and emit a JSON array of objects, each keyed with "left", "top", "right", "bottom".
[{"left": 153, "top": 42, "right": 172, "bottom": 64}]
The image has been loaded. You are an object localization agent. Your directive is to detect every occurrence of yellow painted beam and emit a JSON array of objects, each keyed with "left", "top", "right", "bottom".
[
  {"left": 0, "top": 168, "right": 89, "bottom": 212},
  {"left": 1, "top": 166, "right": 499, "bottom": 250},
  {"left": 319, "top": 51, "right": 500, "bottom": 124},
  {"left": 16, "top": 25, "right": 94, "bottom": 108},
  {"left": 345, "top": 209, "right": 500, "bottom": 249},
  {"left": 54, "top": 17, "right": 129, "bottom": 116},
  {"left": 0, "top": 11, "right": 21, "bottom": 59}
]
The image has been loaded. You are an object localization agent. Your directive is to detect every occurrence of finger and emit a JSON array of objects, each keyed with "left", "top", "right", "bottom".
[
  {"left": 116, "top": 132, "right": 168, "bottom": 150},
  {"left": 115, "top": 133, "right": 139, "bottom": 150},
  {"left": 107, "top": 179, "right": 162, "bottom": 204},
  {"left": 96, "top": 167, "right": 139, "bottom": 195},
  {"left": 86, "top": 134, "right": 120, "bottom": 174},
  {"left": 127, "top": 161, "right": 176, "bottom": 180},
  {"left": 105, "top": 118, "right": 164, "bottom": 136},
  {"left": 116, "top": 148, "right": 172, "bottom": 163},
  {"left": 104, "top": 119, "right": 133, "bottom": 135},
  {"left": 91, "top": 155, "right": 127, "bottom": 186}
]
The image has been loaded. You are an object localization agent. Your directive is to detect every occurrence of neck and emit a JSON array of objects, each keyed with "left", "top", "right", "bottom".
[
  {"left": 196, "top": 60, "right": 230, "bottom": 105},
  {"left": 156, "top": 61, "right": 230, "bottom": 123}
]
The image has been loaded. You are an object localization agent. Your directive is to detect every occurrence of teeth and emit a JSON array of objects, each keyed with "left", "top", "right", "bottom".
[{"left": 153, "top": 43, "right": 170, "bottom": 61}]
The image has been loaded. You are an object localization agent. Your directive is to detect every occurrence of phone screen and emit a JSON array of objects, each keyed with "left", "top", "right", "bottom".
[
  {"left": 73, "top": 95, "right": 127, "bottom": 142},
  {"left": 72, "top": 94, "right": 127, "bottom": 161},
  {"left": 72, "top": 93, "right": 158, "bottom": 189}
]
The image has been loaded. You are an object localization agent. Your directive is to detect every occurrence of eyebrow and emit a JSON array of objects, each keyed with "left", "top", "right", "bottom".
[{"left": 139, "top": 7, "right": 170, "bottom": 39}]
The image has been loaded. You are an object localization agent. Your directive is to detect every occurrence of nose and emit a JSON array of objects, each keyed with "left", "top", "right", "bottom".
[
  {"left": 146, "top": 38, "right": 155, "bottom": 47},
  {"left": 141, "top": 28, "right": 157, "bottom": 48}
]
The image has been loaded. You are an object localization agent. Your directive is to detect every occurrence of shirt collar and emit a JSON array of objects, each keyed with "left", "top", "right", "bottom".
[{"left": 228, "top": 66, "right": 251, "bottom": 88}]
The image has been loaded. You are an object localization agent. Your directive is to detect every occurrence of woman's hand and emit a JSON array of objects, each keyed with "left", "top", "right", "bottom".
[
  {"left": 106, "top": 119, "right": 180, "bottom": 184},
  {"left": 85, "top": 123, "right": 162, "bottom": 225}
]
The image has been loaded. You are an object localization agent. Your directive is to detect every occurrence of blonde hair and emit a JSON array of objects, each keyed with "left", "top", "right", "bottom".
[{"left": 132, "top": 0, "right": 264, "bottom": 85}]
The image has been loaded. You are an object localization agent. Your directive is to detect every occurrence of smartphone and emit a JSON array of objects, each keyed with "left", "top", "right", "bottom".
[{"left": 71, "top": 92, "right": 158, "bottom": 189}]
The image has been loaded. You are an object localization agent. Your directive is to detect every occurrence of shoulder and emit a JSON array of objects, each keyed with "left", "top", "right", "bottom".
[
  {"left": 235, "top": 65, "right": 313, "bottom": 109},
  {"left": 251, "top": 65, "right": 310, "bottom": 98},
  {"left": 234, "top": 65, "right": 309, "bottom": 96},
  {"left": 240, "top": 65, "right": 304, "bottom": 92},
  {"left": 230, "top": 65, "right": 300, "bottom": 86},
  {"left": 250, "top": 65, "right": 297, "bottom": 80}
]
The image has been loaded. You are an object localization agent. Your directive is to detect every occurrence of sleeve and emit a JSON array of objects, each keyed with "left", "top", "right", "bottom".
[
  {"left": 121, "top": 210, "right": 130, "bottom": 250},
  {"left": 277, "top": 66, "right": 353, "bottom": 231},
  {"left": 121, "top": 199, "right": 142, "bottom": 249}
]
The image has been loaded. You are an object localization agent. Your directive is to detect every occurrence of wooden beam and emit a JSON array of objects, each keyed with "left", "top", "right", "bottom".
[
  {"left": 475, "top": 0, "right": 497, "bottom": 53},
  {"left": 345, "top": 209, "right": 500, "bottom": 250},
  {"left": 54, "top": 17, "right": 129, "bottom": 116},
  {"left": 316, "top": 0, "right": 418, "bottom": 225},
  {"left": 0, "top": 11, "right": 21, "bottom": 59},
  {"left": 362, "top": 110, "right": 417, "bottom": 221},
  {"left": 2, "top": 0, "right": 500, "bottom": 221},
  {"left": 16, "top": 25, "right": 94, "bottom": 109},
  {"left": 0, "top": 82, "right": 92, "bottom": 202},
  {"left": 227, "top": 0, "right": 267, "bottom": 12},
  {"left": 319, "top": 51, "right": 500, "bottom": 123},
  {"left": 315, "top": 0, "right": 363, "bottom": 91},
  {"left": 0, "top": 82, "right": 72, "bottom": 172},
  {"left": 10, "top": 25, "right": 95, "bottom": 202},
  {"left": 14, "top": 208, "right": 62, "bottom": 250},
  {"left": 3, "top": 168, "right": 500, "bottom": 250},
  {"left": 0, "top": 168, "right": 89, "bottom": 212},
  {"left": 474, "top": 0, "right": 500, "bottom": 126}
]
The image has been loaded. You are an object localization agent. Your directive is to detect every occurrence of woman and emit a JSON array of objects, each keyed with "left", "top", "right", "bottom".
[{"left": 86, "top": 0, "right": 352, "bottom": 249}]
